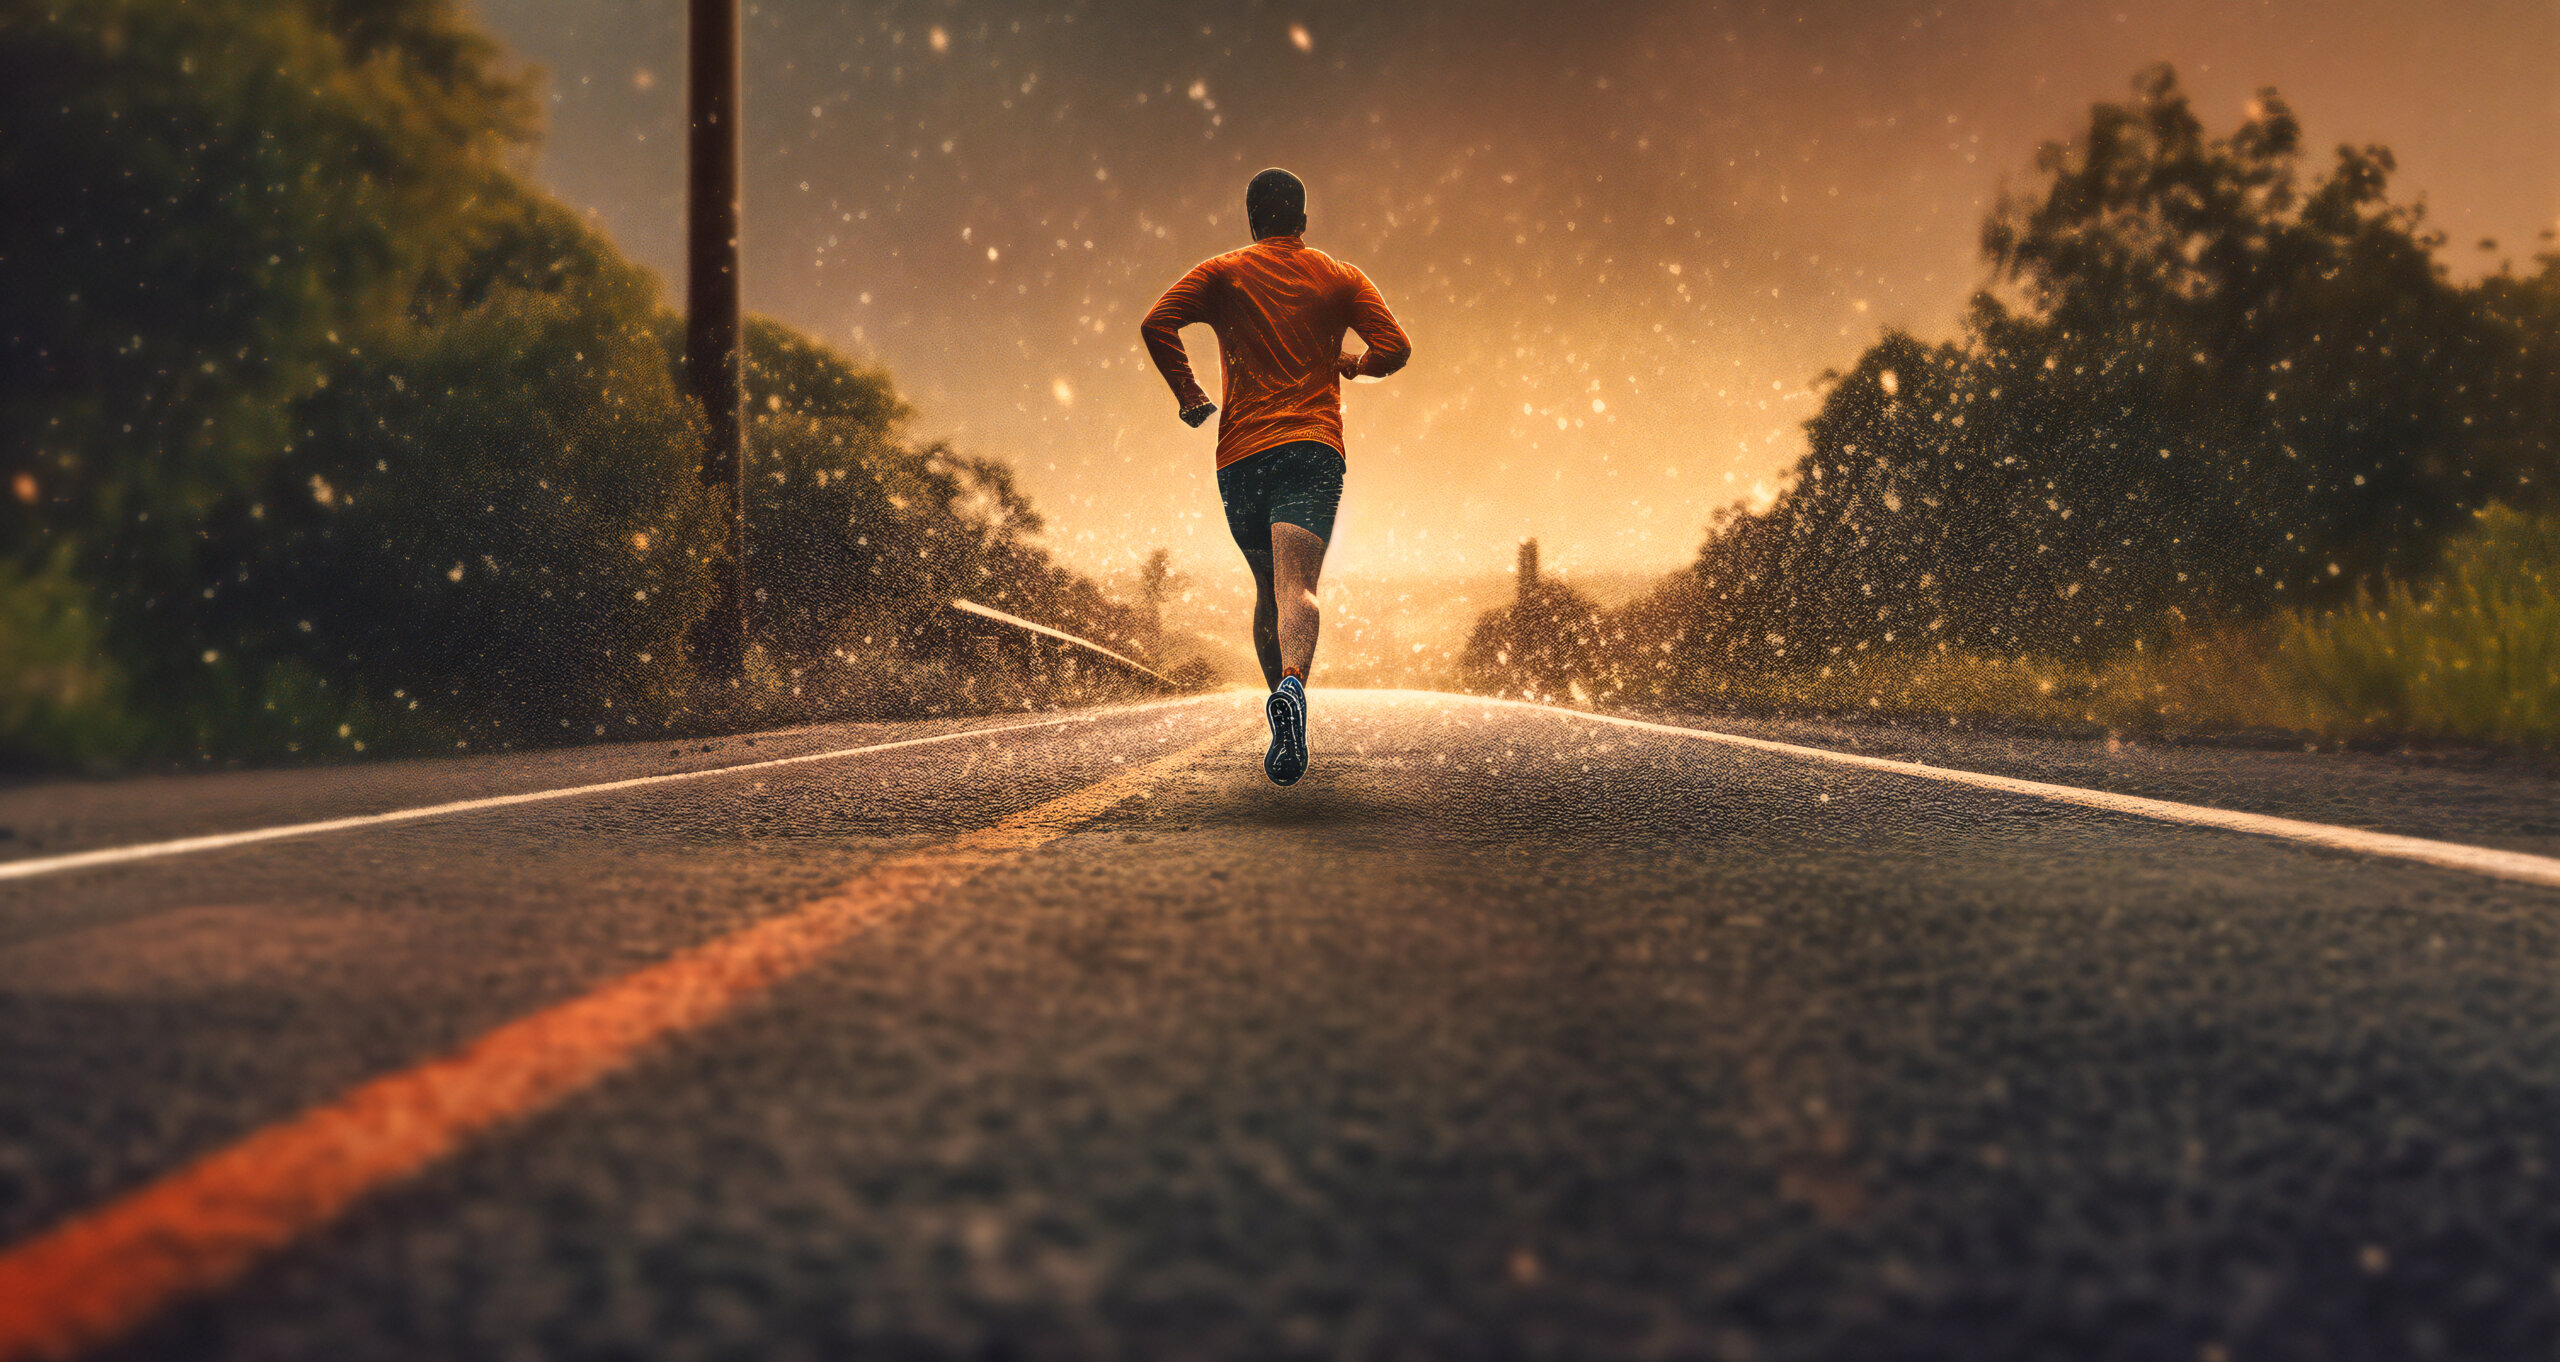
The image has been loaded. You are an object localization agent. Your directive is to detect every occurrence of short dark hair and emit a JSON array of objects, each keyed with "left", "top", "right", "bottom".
[{"left": 1246, "top": 168, "right": 1307, "bottom": 238}]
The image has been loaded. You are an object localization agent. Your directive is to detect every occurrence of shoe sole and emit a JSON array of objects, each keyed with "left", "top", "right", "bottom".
[{"left": 1264, "top": 687, "right": 1307, "bottom": 786}]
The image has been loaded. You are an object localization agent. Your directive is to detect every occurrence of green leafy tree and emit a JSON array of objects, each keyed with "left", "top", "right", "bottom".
[
  {"left": 1667, "top": 66, "right": 2515, "bottom": 675},
  {"left": 2470, "top": 251, "right": 2560, "bottom": 510},
  {"left": 0, "top": 0, "right": 553, "bottom": 754},
  {"left": 226, "top": 197, "right": 721, "bottom": 749},
  {"left": 739, "top": 321, "right": 1144, "bottom": 668},
  {"left": 0, "top": 0, "right": 1334, "bottom": 762},
  {"left": 0, "top": 0, "right": 533, "bottom": 608},
  {"left": 1978, "top": 66, "right": 2482, "bottom": 606}
]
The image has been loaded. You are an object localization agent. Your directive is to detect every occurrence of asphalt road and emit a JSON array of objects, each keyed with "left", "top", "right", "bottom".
[{"left": 5, "top": 690, "right": 2560, "bottom": 1361}]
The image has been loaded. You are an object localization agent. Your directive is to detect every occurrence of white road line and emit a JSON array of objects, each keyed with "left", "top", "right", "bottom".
[
  {"left": 0, "top": 694, "right": 1237, "bottom": 884},
  {"left": 20, "top": 683, "right": 2549, "bottom": 894},
  {"left": 1394, "top": 690, "right": 2560, "bottom": 893}
]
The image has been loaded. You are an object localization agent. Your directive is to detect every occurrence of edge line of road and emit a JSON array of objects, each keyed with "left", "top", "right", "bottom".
[
  {"left": 1433, "top": 691, "right": 2560, "bottom": 892},
  {"left": 0, "top": 723, "right": 1259, "bottom": 1362},
  {"left": 0, "top": 693, "right": 1239, "bottom": 885},
  {"left": 14, "top": 684, "right": 2550, "bottom": 894}
]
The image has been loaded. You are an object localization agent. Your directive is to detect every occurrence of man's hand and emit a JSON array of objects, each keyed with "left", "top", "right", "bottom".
[
  {"left": 1179, "top": 399, "right": 1217, "bottom": 428},
  {"left": 1336, "top": 351, "right": 1363, "bottom": 380}
]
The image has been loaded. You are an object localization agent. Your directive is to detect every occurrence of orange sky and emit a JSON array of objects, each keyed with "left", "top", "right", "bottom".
[{"left": 482, "top": 0, "right": 2560, "bottom": 581}]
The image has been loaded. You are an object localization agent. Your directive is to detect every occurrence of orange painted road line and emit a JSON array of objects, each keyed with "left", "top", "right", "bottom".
[{"left": 0, "top": 726, "right": 1252, "bottom": 1362}]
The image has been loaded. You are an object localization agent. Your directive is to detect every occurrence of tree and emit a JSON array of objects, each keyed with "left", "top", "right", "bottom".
[
  {"left": 1134, "top": 549, "right": 1185, "bottom": 657},
  {"left": 230, "top": 199, "right": 722, "bottom": 748},
  {"left": 1, "top": 0, "right": 534, "bottom": 600},
  {"left": 0, "top": 0, "right": 1150, "bottom": 762},
  {"left": 1978, "top": 65, "right": 2482, "bottom": 606},
  {"left": 1462, "top": 542, "right": 1609, "bottom": 699},
  {"left": 0, "top": 0, "right": 553, "bottom": 752},
  {"left": 1668, "top": 65, "right": 2512, "bottom": 674}
]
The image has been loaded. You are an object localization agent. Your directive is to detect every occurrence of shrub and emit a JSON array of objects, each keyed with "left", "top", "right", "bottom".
[
  {"left": 2274, "top": 505, "right": 2560, "bottom": 745},
  {"left": 0, "top": 554, "right": 134, "bottom": 769}
]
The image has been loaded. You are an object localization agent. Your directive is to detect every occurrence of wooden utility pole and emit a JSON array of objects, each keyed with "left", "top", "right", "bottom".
[{"left": 686, "top": 0, "right": 747, "bottom": 678}]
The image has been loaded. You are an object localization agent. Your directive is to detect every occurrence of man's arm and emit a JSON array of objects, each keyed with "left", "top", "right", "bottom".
[
  {"left": 1336, "top": 265, "right": 1412, "bottom": 380},
  {"left": 1140, "top": 263, "right": 1218, "bottom": 423}
]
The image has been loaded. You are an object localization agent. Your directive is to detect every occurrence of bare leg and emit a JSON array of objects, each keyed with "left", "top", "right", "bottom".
[
  {"left": 1271, "top": 522, "right": 1328, "bottom": 679},
  {"left": 1243, "top": 551, "right": 1282, "bottom": 691}
]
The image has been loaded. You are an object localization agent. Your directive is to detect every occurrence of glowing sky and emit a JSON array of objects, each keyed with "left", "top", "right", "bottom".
[{"left": 478, "top": 0, "right": 2559, "bottom": 579}]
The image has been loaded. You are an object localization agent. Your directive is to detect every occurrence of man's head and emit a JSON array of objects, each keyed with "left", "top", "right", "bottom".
[{"left": 1246, "top": 167, "right": 1307, "bottom": 240}]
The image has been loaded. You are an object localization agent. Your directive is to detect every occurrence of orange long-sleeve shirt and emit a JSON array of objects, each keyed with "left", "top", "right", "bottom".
[{"left": 1140, "top": 235, "right": 1411, "bottom": 469}]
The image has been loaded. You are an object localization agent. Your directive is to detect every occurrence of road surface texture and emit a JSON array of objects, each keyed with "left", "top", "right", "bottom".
[{"left": 4, "top": 690, "right": 2559, "bottom": 1361}]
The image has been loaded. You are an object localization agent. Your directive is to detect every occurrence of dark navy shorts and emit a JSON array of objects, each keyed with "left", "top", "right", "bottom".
[{"left": 1217, "top": 440, "right": 1344, "bottom": 560}]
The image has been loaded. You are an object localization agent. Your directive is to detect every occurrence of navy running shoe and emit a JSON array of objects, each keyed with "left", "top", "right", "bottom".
[{"left": 1264, "top": 675, "right": 1308, "bottom": 786}]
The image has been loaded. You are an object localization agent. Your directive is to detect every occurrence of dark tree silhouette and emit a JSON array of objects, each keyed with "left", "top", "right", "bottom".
[
  {"left": 0, "top": 0, "right": 1157, "bottom": 764},
  {"left": 1657, "top": 65, "right": 2521, "bottom": 679},
  {"left": 1461, "top": 540, "right": 1610, "bottom": 699}
]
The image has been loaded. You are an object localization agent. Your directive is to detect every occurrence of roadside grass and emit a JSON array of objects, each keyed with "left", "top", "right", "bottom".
[
  {"left": 0, "top": 584, "right": 1161, "bottom": 774},
  {"left": 2269, "top": 505, "right": 2560, "bottom": 746},
  {"left": 0, "top": 554, "right": 136, "bottom": 770},
  {"left": 1663, "top": 505, "right": 2560, "bottom": 750},
  {"left": 1668, "top": 636, "right": 2277, "bottom": 736}
]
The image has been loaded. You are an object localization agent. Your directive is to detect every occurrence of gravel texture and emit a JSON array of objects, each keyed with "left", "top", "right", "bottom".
[{"left": 3, "top": 692, "right": 2556, "bottom": 1360}]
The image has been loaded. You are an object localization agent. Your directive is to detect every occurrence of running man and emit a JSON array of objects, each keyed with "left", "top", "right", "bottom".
[{"left": 1140, "top": 167, "right": 1411, "bottom": 785}]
